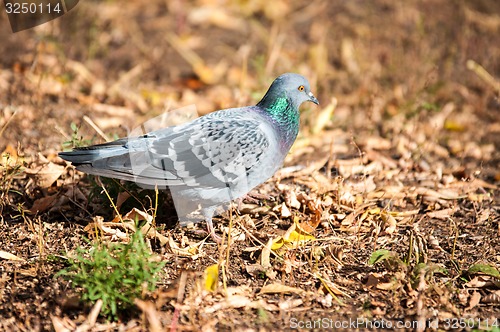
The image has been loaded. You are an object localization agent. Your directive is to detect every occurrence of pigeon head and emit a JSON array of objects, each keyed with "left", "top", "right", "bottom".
[
  {"left": 257, "top": 73, "right": 319, "bottom": 111},
  {"left": 256, "top": 73, "right": 318, "bottom": 150}
]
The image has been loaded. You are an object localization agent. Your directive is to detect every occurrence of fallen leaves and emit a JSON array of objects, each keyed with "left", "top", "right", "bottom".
[
  {"left": 4, "top": 114, "right": 497, "bottom": 332},
  {"left": 23, "top": 154, "right": 65, "bottom": 189},
  {"left": 82, "top": 208, "right": 210, "bottom": 259},
  {"left": 461, "top": 266, "right": 500, "bottom": 310},
  {"left": 0, "top": 0, "right": 499, "bottom": 330},
  {"left": 165, "top": 32, "right": 228, "bottom": 85}
]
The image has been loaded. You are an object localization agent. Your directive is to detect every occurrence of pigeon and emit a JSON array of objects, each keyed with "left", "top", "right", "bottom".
[{"left": 59, "top": 73, "right": 319, "bottom": 241}]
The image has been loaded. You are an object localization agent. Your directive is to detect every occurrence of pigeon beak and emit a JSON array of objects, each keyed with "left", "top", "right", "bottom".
[{"left": 308, "top": 91, "right": 319, "bottom": 105}]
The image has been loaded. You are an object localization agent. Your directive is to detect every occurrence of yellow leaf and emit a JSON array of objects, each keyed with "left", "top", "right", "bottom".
[
  {"left": 380, "top": 211, "right": 397, "bottom": 234},
  {"left": 271, "top": 222, "right": 316, "bottom": 252},
  {"left": 444, "top": 120, "right": 465, "bottom": 131},
  {"left": 312, "top": 98, "right": 337, "bottom": 134},
  {"left": 140, "top": 89, "right": 165, "bottom": 107},
  {"left": 271, "top": 237, "right": 285, "bottom": 250},
  {"left": 204, "top": 264, "right": 219, "bottom": 292},
  {"left": 285, "top": 230, "right": 316, "bottom": 243}
]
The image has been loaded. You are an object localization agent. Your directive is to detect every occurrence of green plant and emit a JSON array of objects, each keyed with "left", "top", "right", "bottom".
[
  {"left": 61, "top": 122, "right": 92, "bottom": 150},
  {"left": 368, "top": 249, "right": 404, "bottom": 270},
  {"left": 57, "top": 230, "right": 165, "bottom": 319}
]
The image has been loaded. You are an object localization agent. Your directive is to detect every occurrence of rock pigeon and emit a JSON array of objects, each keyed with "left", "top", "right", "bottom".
[{"left": 59, "top": 73, "right": 319, "bottom": 241}]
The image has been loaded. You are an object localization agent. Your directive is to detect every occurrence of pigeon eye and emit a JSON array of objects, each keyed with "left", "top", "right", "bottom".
[{"left": 298, "top": 85, "right": 305, "bottom": 91}]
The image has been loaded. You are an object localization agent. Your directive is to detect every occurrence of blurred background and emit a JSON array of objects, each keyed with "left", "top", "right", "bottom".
[{"left": 1, "top": 0, "right": 498, "bottom": 161}]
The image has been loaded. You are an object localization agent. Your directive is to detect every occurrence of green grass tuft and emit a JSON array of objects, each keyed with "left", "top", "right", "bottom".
[{"left": 57, "top": 230, "right": 165, "bottom": 320}]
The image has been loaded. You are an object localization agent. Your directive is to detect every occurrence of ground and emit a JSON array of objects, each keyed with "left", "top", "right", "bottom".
[{"left": 0, "top": 0, "right": 499, "bottom": 331}]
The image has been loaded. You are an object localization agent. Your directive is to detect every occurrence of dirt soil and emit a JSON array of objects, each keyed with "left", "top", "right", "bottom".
[{"left": 1, "top": 0, "right": 499, "bottom": 331}]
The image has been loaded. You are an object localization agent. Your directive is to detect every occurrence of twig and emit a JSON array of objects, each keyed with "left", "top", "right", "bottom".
[
  {"left": 467, "top": 59, "right": 500, "bottom": 94},
  {"left": 99, "top": 180, "right": 124, "bottom": 225},
  {"left": 0, "top": 107, "right": 19, "bottom": 139},
  {"left": 83, "top": 115, "right": 110, "bottom": 142}
]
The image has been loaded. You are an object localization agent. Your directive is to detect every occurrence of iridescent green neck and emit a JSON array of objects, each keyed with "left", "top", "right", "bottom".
[
  {"left": 265, "top": 97, "right": 299, "bottom": 126},
  {"left": 257, "top": 95, "right": 300, "bottom": 148}
]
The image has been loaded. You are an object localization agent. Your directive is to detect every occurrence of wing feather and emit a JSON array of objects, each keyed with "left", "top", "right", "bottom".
[{"left": 137, "top": 110, "right": 272, "bottom": 188}]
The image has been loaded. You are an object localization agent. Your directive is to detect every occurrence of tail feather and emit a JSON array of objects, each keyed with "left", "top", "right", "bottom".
[
  {"left": 58, "top": 139, "right": 181, "bottom": 186},
  {"left": 71, "top": 138, "right": 129, "bottom": 151},
  {"left": 59, "top": 145, "right": 127, "bottom": 165}
]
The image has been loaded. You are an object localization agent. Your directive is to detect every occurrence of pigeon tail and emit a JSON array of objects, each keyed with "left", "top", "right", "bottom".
[{"left": 59, "top": 145, "right": 128, "bottom": 165}]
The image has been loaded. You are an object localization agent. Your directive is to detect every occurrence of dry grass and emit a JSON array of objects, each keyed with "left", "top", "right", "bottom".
[{"left": 0, "top": 0, "right": 499, "bottom": 331}]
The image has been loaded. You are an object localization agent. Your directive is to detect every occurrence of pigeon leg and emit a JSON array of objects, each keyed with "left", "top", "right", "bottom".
[
  {"left": 203, "top": 206, "right": 222, "bottom": 243},
  {"left": 206, "top": 216, "right": 222, "bottom": 243}
]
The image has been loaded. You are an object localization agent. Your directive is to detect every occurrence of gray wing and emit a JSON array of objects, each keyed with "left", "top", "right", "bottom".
[
  {"left": 146, "top": 110, "right": 273, "bottom": 187},
  {"left": 76, "top": 109, "right": 277, "bottom": 193}
]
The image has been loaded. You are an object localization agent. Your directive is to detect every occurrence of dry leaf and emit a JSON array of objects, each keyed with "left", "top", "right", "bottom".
[
  {"left": 204, "top": 295, "right": 254, "bottom": 314},
  {"left": 426, "top": 207, "right": 458, "bottom": 220},
  {"left": 121, "top": 208, "right": 153, "bottom": 224},
  {"left": 0, "top": 250, "right": 25, "bottom": 262},
  {"left": 245, "top": 263, "right": 277, "bottom": 280},
  {"left": 285, "top": 190, "right": 301, "bottom": 209},
  {"left": 365, "top": 273, "right": 382, "bottom": 288},
  {"left": 428, "top": 235, "right": 443, "bottom": 251},
  {"left": 464, "top": 276, "right": 490, "bottom": 288},
  {"left": 466, "top": 291, "right": 481, "bottom": 310},
  {"left": 259, "top": 283, "right": 311, "bottom": 296},
  {"left": 86, "top": 299, "right": 103, "bottom": 328},
  {"left": 278, "top": 298, "right": 304, "bottom": 310},
  {"left": 115, "top": 191, "right": 131, "bottom": 211},
  {"left": 261, "top": 238, "right": 273, "bottom": 268},
  {"left": 50, "top": 315, "right": 74, "bottom": 332},
  {"left": 380, "top": 211, "right": 397, "bottom": 234},
  {"left": 376, "top": 281, "right": 400, "bottom": 290},
  {"left": 188, "top": 6, "right": 247, "bottom": 31},
  {"left": 166, "top": 235, "right": 201, "bottom": 258},
  {"left": 61, "top": 186, "right": 87, "bottom": 203},
  {"left": 312, "top": 98, "right": 336, "bottom": 134},
  {"left": 29, "top": 194, "right": 59, "bottom": 214},
  {"left": 273, "top": 202, "right": 291, "bottom": 218},
  {"left": 326, "top": 245, "right": 344, "bottom": 263},
  {"left": 458, "top": 289, "right": 469, "bottom": 306},
  {"left": 482, "top": 291, "right": 500, "bottom": 304},
  {"left": 305, "top": 199, "right": 323, "bottom": 228},
  {"left": 25, "top": 161, "right": 65, "bottom": 188}
]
